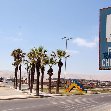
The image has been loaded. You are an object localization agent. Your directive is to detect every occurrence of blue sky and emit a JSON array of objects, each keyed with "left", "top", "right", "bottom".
[{"left": 0, "top": 0, "right": 111, "bottom": 76}]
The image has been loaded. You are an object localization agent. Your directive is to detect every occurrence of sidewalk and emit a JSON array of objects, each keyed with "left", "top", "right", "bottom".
[
  {"left": 0, "top": 82, "right": 62, "bottom": 100},
  {"left": 0, "top": 86, "right": 36, "bottom": 100}
]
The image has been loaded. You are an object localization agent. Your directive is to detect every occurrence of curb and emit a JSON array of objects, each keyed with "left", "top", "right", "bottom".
[
  {"left": 0, "top": 94, "right": 63, "bottom": 100},
  {"left": 0, "top": 95, "right": 41, "bottom": 100}
]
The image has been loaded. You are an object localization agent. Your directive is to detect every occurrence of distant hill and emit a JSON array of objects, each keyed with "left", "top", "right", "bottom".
[
  {"left": 0, "top": 70, "right": 27, "bottom": 79},
  {"left": 0, "top": 70, "right": 111, "bottom": 81},
  {"left": 0, "top": 70, "right": 14, "bottom": 78},
  {"left": 51, "top": 73, "right": 111, "bottom": 81},
  {"left": 59, "top": 73, "right": 111, "bottom": 81}
]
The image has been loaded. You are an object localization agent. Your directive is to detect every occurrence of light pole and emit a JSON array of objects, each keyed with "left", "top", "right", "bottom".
[{"left": 62, "top": 37, "right": 72, "bottom": 72}]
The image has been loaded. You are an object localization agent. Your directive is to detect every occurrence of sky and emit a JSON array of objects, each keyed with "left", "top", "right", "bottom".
[{"left": 0, "top": 0, "right": 111, "bottom": 78}]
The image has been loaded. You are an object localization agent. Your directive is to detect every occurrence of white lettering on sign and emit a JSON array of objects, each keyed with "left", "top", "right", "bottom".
[
  {"left": 102, "top": 59, "right": 105, "bottom": 66},
  {"left": 106, "top": 14, "right": 111, "bottom": 42},
  {"left": 102, "top": 59, "right": 111, "bottom": 66}
]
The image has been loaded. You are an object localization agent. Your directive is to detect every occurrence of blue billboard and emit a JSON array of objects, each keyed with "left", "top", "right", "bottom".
[{"left": 99, "top": 7, "right": 111, "bottom": 70}]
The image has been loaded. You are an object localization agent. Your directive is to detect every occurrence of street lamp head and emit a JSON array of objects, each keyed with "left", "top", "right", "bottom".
[
  {"left": 62, "top": 37, "right": 72, "bottom": 40},
  {"left": 62, "top": 37, "right": 66, "bottom": 39},
  {"left": 67, "top": 37, "right": 72, "bottom": 41}
]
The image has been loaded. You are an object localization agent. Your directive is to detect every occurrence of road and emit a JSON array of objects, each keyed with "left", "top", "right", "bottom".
[{"left": 0, "top": 94, "right": 111, "bottom": 111}]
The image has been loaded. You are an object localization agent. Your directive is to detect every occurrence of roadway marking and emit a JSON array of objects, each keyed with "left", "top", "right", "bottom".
[
  {"left": 15, "top": 108, "right": 21, "bottom": 110},
  {"left": 2, "top": 109, "right": 14, "bottom": 111},
  {"left": 87, "top": 99, "right": 98, "bottom": 104},
  {"left": 85, "top": 102, "right": 111, "bottom": 111},
  {"left": 56, "top": 97, "right": 97, "bottom": 110},
  {"left": 75, "top": 98, "right": 82, "bottom": 104},
  {"left": 60, "top": 101, "right": 66, "bottom": 104},
  {"left": 51, "top": 96, "right": 100, "bottom": 111},
  {"left": 51, "top": 102, "right": 58, "bottom": 104},
  {"left": 1, "top": 104, "right": 51, "bottom": 111},
  {"left": 82, "top": 98, "right": 89, "bottom": 103},
  {"left": 64, "top": 99, "right": 98, "bottom": 111},
  {"left": 83, "top": 106, "right": 86, "bottom": 109},
  {"left": 66, "top": 99, "right": 73, "bottom": 103}
]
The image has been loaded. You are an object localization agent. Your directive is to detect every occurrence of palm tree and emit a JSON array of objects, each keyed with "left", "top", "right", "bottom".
[
  {"left": 55, "top": 49, "right": 69, "bottom": 94},
  {"left": 12, "top": 62, "right": 18, "bottom": 89},
  {"left": 11, "top": 49, "right": 18, "bottom": 89},
  {"left": 17, "top": 49, "right": 25, "bottom": 90},
  {"left": 40, "top": 66, "right": 45, "bottom": 92},
  {"left": 11, "top": 49, "right": 25, "bottom": 90},
  {"left": 28, "top": 46, "right": 47, "bottom": 96},
  {"left": 27, "top": 51, "right": 35, "bottom": 93},
  {"left": 24, "top": 60, "right": 31, "bottom": 90},
  {"left": 47, "top": 55, "right": 56, "bottom": 94},
  {"left": 47, "top": 66, "right": 53, "bottom": 94},
  {"left": 40, "top": 48, "right": 47, "bottom": 92},
  {"left": 35, "top": 46, "right": 49, "bottom": 95}
]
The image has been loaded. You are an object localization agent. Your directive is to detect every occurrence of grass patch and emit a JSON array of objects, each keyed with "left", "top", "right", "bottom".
[
  {"left": 42, "top": 87, "right": 85, "bottom": 95},
  {"left": 90, "top": 89, "right": 111, "bottom": 94}
]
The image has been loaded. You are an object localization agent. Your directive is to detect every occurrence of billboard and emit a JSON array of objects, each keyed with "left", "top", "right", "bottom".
[{"left": 99, "top": 7, "right": 111, "bottom": 70}]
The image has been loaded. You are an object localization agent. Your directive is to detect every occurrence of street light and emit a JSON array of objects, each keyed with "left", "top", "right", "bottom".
[{"left": 62, "top": 37, "right": 72, "bottom": 71}]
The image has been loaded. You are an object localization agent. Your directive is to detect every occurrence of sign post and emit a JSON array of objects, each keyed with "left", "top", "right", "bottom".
[{"left": 99, "top": 7, "right": 111, "bottom": 70}]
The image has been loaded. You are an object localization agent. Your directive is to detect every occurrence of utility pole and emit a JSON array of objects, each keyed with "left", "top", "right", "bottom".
[{"left": 62, "top": 37, "right": 72, "bottom": 72}]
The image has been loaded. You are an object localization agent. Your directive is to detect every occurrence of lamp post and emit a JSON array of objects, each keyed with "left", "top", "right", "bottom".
[{"left": 62, "top": 37, "right": 72, "bottom": 72}]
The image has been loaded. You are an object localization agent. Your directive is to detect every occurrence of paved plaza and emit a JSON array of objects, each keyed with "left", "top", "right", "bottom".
[{"left": 0, "top": 82, "right": 61, "bottom": 100}]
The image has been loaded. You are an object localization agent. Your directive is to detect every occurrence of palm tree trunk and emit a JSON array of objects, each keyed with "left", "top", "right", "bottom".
[
  {"left": 19, "top": 65, "right": 21, "bottom": 90},
  {"left": 14, "top": 77, "right": 15, "bottom": 88},
  {"left": 49, "top": 74, "right": 51, "bottom": 94},
  {"left": 30, "top": 68, "right": 34, "bottom": 93},
  {"left": 36, "top": 67, "right": 40, "bottom": 96},
  {"left": 56, "top": 66, "right": 61, "bottom": 94},
  {"left": 41, "top": 69, "right": 44, "bottom": 92},
  {"left": 15, "top": 66, "right": 18, "bottom": 89},
  {"left": 30, "top": 73, "right": 33, "bottom": 93},
  {"left": 30, "top": 63, "right": 35, "bottom": 93},
  {"left": 28, "top": 70, "right": 30, "bottom": 89},
  {"left": 32, "top": 73, "right": 34, "bottom": 89}
]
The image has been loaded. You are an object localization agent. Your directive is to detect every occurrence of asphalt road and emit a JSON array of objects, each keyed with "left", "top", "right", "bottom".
[{"left": 0, "top": 94, "right": 111, "bottom": 111}]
